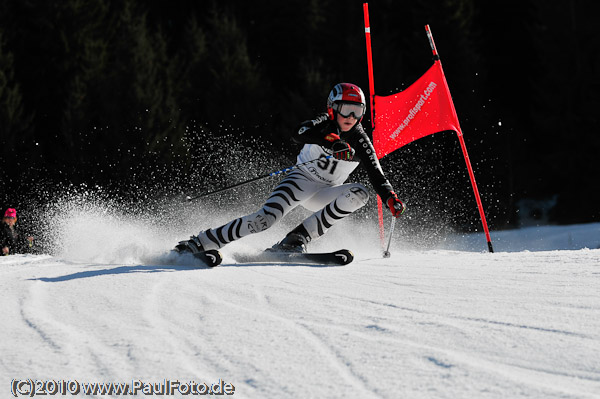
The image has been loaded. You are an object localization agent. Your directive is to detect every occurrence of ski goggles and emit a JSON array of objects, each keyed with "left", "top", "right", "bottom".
[{"left": 332, "top": 102, "right": 366, "bottom": 119}]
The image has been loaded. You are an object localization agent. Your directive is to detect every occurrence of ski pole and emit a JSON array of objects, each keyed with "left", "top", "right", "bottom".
[
  {"left": 382, "top": 217, "right": 396, "bottom": 258},
  {"left": 185, "top": 155, "right": 335, "bottom": 202}
]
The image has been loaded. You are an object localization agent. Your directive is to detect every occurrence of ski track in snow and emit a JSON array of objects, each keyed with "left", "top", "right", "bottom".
[{"left": 1, "top": 226, "right": 600, "bottom": 398}]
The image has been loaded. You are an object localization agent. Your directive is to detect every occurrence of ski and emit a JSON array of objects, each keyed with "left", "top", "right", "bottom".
[{"left": 234, "top": 249, "right": 354, "bottom": 266}]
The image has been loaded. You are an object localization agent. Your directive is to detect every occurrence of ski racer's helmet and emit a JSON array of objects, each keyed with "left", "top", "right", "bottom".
[
  {"left": 326, "top": 83, "right": 366, "bottom": 122},
  {"left": 3, "top": 208, "right": 16, "bottom": 218}
]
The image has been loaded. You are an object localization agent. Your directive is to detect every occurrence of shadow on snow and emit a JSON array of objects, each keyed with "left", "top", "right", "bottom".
[{"left": 30, "top": 261, "right": 341, "bottom": 282}]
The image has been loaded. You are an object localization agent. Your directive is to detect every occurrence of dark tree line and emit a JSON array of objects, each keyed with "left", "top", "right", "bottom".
[{"left": 1, "top": 0, "right": 598, "bottom": 231}]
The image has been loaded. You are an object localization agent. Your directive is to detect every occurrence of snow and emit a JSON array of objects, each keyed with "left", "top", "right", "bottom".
[{"left": 1, "top": 208, "right": 600, "bottom": 398}]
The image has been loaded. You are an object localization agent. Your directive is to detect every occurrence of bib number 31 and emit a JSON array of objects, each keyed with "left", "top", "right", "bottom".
[{"left": 317, "top": 155, "right": 339, "bottom": 174}]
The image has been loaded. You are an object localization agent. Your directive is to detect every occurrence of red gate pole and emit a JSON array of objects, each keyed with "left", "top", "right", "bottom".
[
  {"left": 363, "top": 3, "right": 386, "bottom": 249},
  {"left": 425, "top": 25, "right": 494, "bottom": 252}
]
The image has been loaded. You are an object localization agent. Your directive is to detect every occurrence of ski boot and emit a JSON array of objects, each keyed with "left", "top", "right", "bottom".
[
  {"left": 268, "top": 226, "right": 310, "bottom": 253},
  {"left": 174, "top": 235, "right": 205, "bottom": 254},
  {"left": 174, "top": 235, "right": 223, "bottom": 267}
]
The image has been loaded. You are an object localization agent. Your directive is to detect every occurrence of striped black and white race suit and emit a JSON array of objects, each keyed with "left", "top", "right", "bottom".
[{"left": 195, "top": 113, "right": 396, "bottom": 251}]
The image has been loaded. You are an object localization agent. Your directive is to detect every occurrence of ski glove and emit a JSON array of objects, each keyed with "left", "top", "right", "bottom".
[
  {"left": 325, "top": 133, "right": 355, "bottom": 161},
  {"left": 386, "top": 192, "right": 406, "bottom": 217}
]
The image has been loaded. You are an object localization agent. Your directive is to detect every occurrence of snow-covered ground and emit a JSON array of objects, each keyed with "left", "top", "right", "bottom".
[{"left": 1, "top": 204, "right": 599, "bottom": 398}]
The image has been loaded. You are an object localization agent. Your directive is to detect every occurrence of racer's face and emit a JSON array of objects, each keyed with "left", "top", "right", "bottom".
[
  {"left": 3, "top": 217, "right": 16, "bottom": 227},
  {"left": 336, "top": 113, "right": 357, "bottom": 132}
]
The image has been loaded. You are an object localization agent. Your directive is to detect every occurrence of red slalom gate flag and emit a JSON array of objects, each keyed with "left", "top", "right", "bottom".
[{"left": 373, "top": 60, "right": 460, "bottom": 159}]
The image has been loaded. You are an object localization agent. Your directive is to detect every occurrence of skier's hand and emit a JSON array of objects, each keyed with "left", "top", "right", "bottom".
[
  {"left": 328, "top": 138, "right": 355, "bottom": 162},
  {"left": 386, "top": 192, "right": 406, "bottom": 217},
  {"left": 331, "top": 140, "right": 354, "bottom": 161}
]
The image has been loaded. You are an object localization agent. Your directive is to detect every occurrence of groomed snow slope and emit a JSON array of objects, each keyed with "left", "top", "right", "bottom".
[{"left": 1, "top": 216, "right": 599, "bottom": 398}]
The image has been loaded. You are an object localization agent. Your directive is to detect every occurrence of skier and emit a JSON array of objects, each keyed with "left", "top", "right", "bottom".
[
  {"left": 175, "top": 83, "right": 405, "bottom": 254},
  {"left": 1, "top": 208, "right": 34, "bottom": 255}
]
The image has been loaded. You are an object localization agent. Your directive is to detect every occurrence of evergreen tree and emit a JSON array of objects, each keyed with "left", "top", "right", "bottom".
[
  {"left": 53, "top": 0, "right": 112, "bottom": 162},
  {"left": 200, "top": 6, "right": 266, "bottom": 129},
  {"left": 66, "top": 0, "right": 185, "bottom": 180},
  {"left": 0, "top": 30, "right": 32, "bottom": 172}
]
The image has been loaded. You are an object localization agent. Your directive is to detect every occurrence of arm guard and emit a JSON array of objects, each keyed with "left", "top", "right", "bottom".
[{"left": 344, "top": 123, "right": 395, "bottom": 200}]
